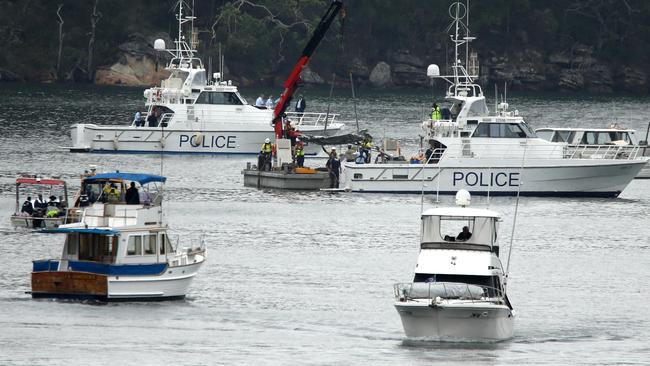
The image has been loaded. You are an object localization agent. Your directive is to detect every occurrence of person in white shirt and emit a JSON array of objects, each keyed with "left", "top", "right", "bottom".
[
  {"left": 266, "top": 95, "right": 274, "bottom": 108},
  {"left": 255, "top": 94, "right": 266, "bottom": 107}
]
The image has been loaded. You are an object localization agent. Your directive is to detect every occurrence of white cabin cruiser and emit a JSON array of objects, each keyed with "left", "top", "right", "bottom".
[
  {"left": 394, "top": 191, "right": 514, "bottom": 341},
  {"left": 342, "top": 2, "right": 648, "bottom": 197},
  {"left": 31, "top": 172, "right": 206, "bottom": 301},
  {"left": 69, "top": 2, "right": 343, "bottom": 155}
]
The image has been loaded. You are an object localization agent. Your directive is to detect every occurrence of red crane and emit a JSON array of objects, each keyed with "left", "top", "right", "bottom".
[{"left": 271, "top": 1, "right": 344, "bottom": 139}]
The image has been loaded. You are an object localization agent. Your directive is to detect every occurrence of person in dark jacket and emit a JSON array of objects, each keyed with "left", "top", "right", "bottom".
[
  {"left": 295, "top": 95, "right": 306, "bottom": 117},
  {"left": 125, "top": 182, "right": 140, "bottom": 205},
  {"left": 21, "top": 196, "right": 34, "bottom": 215},
  {"left": 147, "top": 108, "right": 158, "bottom": 127},
  {"left": 456, "top": 226, "right": 472, "bottom": 241},
  {"left": 326, "top": 149, "right": 341, "bottom": 188}
]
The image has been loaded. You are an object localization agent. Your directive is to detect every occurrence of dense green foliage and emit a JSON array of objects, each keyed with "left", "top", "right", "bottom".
[{"left": 2, "top": 0, "right": 650, "bottom": 83}]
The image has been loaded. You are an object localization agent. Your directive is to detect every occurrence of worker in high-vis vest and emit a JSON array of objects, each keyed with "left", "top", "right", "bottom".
[
  {"left": 361, "top": 137, "right": 373, "bottom": 163},
  {"left": 259, "top": 138, "right": 273, "bottom": 171},
  {"left": 295, "top": 142, "right": 305, "bottom": 167},
  {"left": 430, "top": 102, "right": 441, "bottom": 120}
]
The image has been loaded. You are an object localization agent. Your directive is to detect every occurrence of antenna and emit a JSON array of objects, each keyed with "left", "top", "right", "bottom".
[{"left": 505, "top": 140, "right": 527, "bottom": 288}]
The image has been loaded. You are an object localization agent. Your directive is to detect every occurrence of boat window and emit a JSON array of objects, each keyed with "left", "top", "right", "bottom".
[
  {"left": 188, "top": 71, "right": 207, "bottom": 87},
  {"left": 144, "top": 235, "right": 156, "bottom": 255},
  {"left": 160, "top": 234, "right": 174, "bottom": 254},
  {"left": 467, "top": 100, "right": 488, "bottom": 117},
  {"left": 536, "top": 130, "right": 553, "bottom": 141},
  {"left": 127, "top": 235, "right": 142, "bottom": 256},
  {"left": 472, "top": 123, "right": 527, "bottom": 138},
  {"left": 67, "top": 233, "right": 79, "bottom": 256},
  {"left": 520, "top": 121, "right": 537, "bottom": 138},
  {"left": 422, "top": 215, "right": 496, "bottom": 245},
  {"left": 438, "top": 217, "right": 475, "bottom": 242},
  {"left": 194, "top": 92, "right": 243, "bottom": 105}
]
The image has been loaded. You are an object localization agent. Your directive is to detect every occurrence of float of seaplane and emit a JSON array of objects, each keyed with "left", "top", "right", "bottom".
[
  {"left": 394, "top": 190, "right": 515, "bottom": 341},
  {"left": 342, "top": 2, "right": 648, "bottom": 197},
  {"left": 31, "top": 172, "right": 206, "bottom": 301},
  {"left": 69, "top": 1, "right": 344, "bottom": 155}
]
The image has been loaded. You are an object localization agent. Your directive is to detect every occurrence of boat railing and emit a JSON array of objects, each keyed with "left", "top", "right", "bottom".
[
  {"left": 563, "top": 144, "right": 642, "bottom": 160},
  {"left": 284, "top": 111, "right": 341, "bottom": 127},
  {"left": 407, "top": 142, "right": 645, "bottom": 162},
  {"left": 393, "top": 282, "right": 504, "bottom": 304}
]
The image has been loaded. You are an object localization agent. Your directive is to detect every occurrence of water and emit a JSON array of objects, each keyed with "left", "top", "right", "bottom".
[{"left": 0, "top": 83, "right": 649, "bottom": 365}]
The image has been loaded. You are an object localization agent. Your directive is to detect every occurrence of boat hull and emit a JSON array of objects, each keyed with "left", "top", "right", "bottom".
[
  {"left": 343, "top": 158, "right": 648, "bottom": 197},
  {"left": 11, "top": 215, "right": 65, "bottom": 229},
  {"left": 69, "top": 124, "right": 342, "bottom": 155},
  {"left": 31, "top": 261, "right": 203, "bottom": 301},
  {"left": 394, "top": 302, "right": 514, "bottom": 341}
]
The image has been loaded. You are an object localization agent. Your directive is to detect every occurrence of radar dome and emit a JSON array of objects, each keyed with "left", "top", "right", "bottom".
[
  {"left": 427, "top": 64, "right": 440, "bottom": 78},
  {"left": 455, "top": 189, "right": 471, "bottom": 207},
  {"left": 153, "top": 39, "right": 166, "bottom": 51}
]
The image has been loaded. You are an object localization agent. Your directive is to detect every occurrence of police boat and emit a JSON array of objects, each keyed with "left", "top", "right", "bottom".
[
  {"left": 31, "top": 172, "right": 206, "bottom": 301},
  {"left": 342, "top": 2, "right": 648, "bottom": 197},
  {"left": 69, "top": 1, "right": 343, "bottom": 156},
  {"left": 394, "top": 190, "right": 515, "bottom": 341}
]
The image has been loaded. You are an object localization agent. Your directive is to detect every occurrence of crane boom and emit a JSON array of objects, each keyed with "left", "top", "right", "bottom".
[{"left": 272, "top": 0, "right": 344, "bottom": 138}]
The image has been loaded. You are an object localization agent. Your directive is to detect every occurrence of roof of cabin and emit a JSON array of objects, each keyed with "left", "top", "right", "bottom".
[
  {"left": 422, "top": 207, "right": 501, "bottom": 218},
  {"left": 84, "top": 172, "right": 166, "bottom": 184}
]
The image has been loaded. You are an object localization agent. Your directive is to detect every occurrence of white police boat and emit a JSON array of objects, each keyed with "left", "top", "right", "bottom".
[
  {"left": 394, "top": 190, "right": 514, "bottom": 341},
  {"left": 342, "top": 2, "right": 648, "bottom": 197},
  {"left": 31, "top": 172, "right": 206, "bottom": 301},
  {"left": 69, "top": 1, "right": 343, "bottom": 155}
]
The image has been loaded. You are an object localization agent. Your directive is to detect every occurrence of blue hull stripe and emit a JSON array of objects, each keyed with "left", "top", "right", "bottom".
[
  {"left": 352, "top": 190, "right": 622, "bottom": 198},
  {"left": 70, "top": 149, "right": 318, "bottom": 156},
  {"left": 33, "top": 260, "right": 167, "bottom": 276}
]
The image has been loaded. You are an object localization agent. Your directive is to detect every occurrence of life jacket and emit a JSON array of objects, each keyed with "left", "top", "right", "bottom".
[
  {"left": 261, "top": 143, "right": 272, "bottom": 153},
  {"left": 431, "top": 106, "right": 441, "bottom": 120},
  {"left": 296, "top": 148, "right": 305, "bottom": 157}
]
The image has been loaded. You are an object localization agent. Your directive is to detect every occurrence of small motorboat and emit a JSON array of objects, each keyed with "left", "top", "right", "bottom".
[
  {"left": 31, "top": 172, "right": 206, "bottom": 301},
  {"left": 10, "top": 176, "right": 75, "bottom": 229},
  {"left": 393, "top": 190, "right": 515, "bottom": 341}
]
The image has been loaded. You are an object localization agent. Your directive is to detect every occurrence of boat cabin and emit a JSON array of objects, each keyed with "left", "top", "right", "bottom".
[
  {"left": 420, "top": 207, "right": 500, "bottom": 251},
  {"left": 414, "top": 204, "right": 504, "bottom": 295},
  {"left": 535, "top": 127, "right": 640, "bottom": 146},
  {"left": 75, "top": 172, "right": 165, "bottom": 208}
]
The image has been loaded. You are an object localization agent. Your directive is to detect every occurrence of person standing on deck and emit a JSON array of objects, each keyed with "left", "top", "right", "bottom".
[
  {"left": 255, "top": 94, "right": 266, "bottom": 107},
  {"left": 430, "top": 103, "right": 441, "bottom": 120},
  {"left": 326, "top": 148, "right": 341, "bottom": 188},
  {"left": 21, "top": 196, "right": 34, "bottom": 215},
  {"left": 295, "top": 142, "right": 305, "bottom": 167},
  {"left": 295, "top": 95, "right": 306, "bottom": 117},
  {"left": 259, "top": 138, "right": 273, "bottom": 171},
  {"left": 133, "top": 111, "right": 141, "bottom": 126},
  {"left": 125, "top": 182, "right": 140, "bottom": 205}
]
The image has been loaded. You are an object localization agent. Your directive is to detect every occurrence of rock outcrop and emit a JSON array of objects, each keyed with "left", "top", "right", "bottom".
[
  {"left": 300, "top": 65, "right": 325, "bottom": 85},
  {"left": 95, "top": 33, "right": 171, "bottom": 86},
  {"left": 369, "top": 61, "right": 392, "bottom": 87},
  {"left": 391, "top": 50, "right": 427, "bottom": 86}
]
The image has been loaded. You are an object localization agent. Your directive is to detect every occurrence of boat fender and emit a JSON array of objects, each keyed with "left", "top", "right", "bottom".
[
  {"left": 112, "top": 136, "right": 119, "bottom": 150},
  {"left": 160, "top": 136, "right": 166, "bottom": 148}
]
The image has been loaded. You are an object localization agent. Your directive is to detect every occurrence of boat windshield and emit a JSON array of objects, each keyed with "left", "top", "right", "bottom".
[
  {"left": 421, "top": 215, "right": 497, "bottom": 246},
  {"left": 472, "top": 121, "right": 536, "bottom": 138},
  {"left": 195, "top": 91, "right": 243, "bottom": 105}
]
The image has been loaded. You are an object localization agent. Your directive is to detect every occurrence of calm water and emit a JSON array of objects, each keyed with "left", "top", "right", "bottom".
[{"left": 0, "top": 83, "right": 649, "bottom": 365}]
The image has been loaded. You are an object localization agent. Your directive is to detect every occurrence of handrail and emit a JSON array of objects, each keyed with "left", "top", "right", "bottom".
[{"left": 394, "top": 282, "right": 505, "bottom": 303}]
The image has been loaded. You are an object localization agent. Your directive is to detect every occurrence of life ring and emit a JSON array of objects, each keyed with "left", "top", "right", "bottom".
[{"left": 191, "top": 133, "right": 204, "bottom": 146}]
